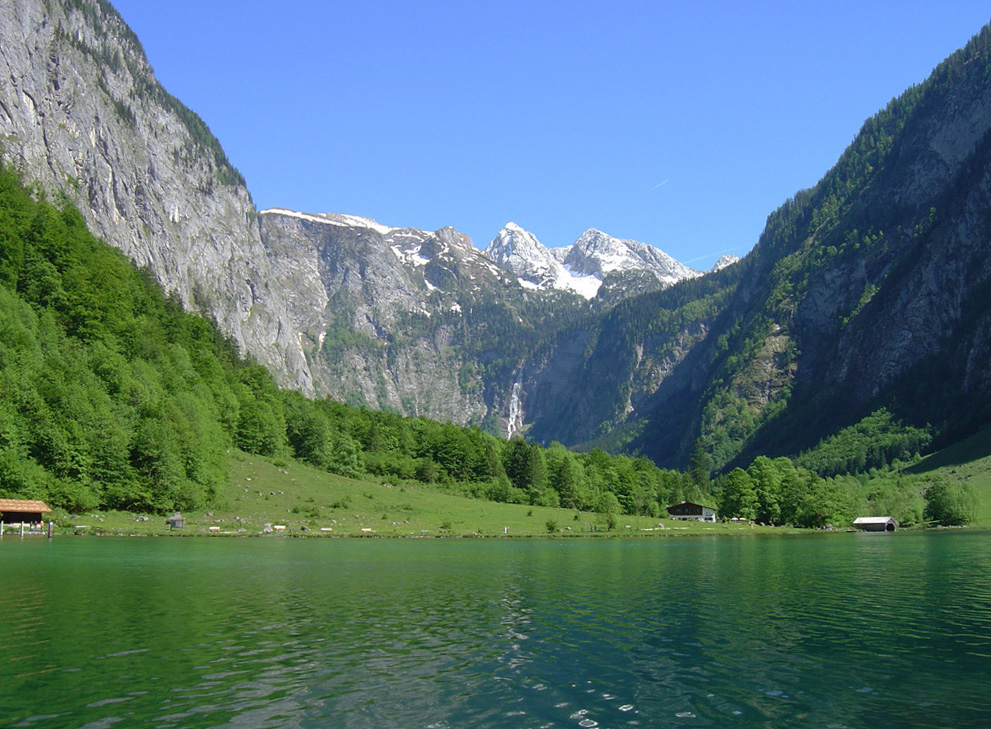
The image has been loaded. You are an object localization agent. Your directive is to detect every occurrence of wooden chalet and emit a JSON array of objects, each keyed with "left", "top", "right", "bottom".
[
  {"left": 0, "top": 499, "right": 52, "bottom": 524},
  {"left": 667, "top": 501, "right": 718, "bottom": 523}
]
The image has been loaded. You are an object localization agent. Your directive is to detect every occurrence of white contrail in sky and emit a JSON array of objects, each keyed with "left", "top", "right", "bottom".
[
  {"left": 683, "top": 247, "right": 748, "bottom": 265},
  {"left": 648, "top": 179, "right": 669, "bottom": 192}
]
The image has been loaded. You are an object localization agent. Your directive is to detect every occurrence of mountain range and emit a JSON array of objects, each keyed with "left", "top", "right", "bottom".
[
  {"left": 484, "top": 222, "right": 733, "bottom": 300},
  {"left": 2, "top": 0, "right": 991, "bottom": 472}
]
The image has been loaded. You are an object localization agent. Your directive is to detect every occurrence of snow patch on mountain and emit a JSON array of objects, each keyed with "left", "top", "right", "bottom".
[
  {"left": 711, "top": 254, "right": 740, "bottom": 272},
  {"left": 485, "top": 223, "right": 702, "bottom": 299},
  {"left": 564, "top": 228, "right": 702, "bottom": 288},
  {"left": 261, "top": 208, "right": 395, "bottom": 235},
  {"left": 485, "top": 222, "right": 603, "bottom": 297}
]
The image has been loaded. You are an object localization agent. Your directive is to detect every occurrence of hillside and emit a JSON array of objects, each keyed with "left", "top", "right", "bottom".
[{"left": 904, "top": 425, "right": 991, "bottom": 525}]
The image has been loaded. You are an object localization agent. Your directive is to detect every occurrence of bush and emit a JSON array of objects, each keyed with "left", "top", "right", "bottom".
[{"left": 923, "top": 479, "right": 976, "bottom": 526}]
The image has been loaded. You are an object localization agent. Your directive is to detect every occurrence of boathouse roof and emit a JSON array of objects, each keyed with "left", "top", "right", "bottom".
[
  {"left": 0, "top": 499, "right": 52, "bottom": 523},
  {"left": 853, "top": 516, "right": 896, "bottom": 525},
  {"left": 0, "top": 499, "right": 52, "bottom": 514},
  {"left": 853, "top": 516, "right": 896, "bottom": 532}
]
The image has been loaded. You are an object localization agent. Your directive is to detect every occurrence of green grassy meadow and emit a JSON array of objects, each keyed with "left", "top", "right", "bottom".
[
  {"left": 37, "top": 450, "right": 777, "bottom": 539},
  {"left": 22, "top": 424, "right": 991, "bottom": 539},
  {"left": 904, "top": 425, "right": 991, "bottom": 527}
]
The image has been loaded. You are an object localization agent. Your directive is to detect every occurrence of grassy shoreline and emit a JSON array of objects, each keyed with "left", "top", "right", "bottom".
[
  {"left": 29, "top": 451, "right": 789, "bottom": 539},
  {"left": 19, "top": 429, "right": 991, "bottom": 539}
]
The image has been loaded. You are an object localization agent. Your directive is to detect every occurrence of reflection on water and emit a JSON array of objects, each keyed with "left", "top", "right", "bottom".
[{"left": 2, "top": 531, "right": 990, "bottom": 728}]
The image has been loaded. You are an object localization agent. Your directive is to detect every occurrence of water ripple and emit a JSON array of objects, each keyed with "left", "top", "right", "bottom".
[{"left": 2, "top": 534, "right": 991, "bottom": 727}]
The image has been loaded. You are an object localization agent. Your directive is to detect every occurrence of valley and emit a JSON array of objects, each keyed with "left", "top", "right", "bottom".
[{"left": 0, "top": 0, "right": 990, "bottom": 530}]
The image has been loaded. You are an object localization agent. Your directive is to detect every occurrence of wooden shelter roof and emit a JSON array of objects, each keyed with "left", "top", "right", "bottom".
[{"left": 0, "top": 499, "right": 52, "bottom": 514}]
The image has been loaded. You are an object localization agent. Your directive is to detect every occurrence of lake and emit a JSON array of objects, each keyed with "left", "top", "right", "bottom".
[{"left": 1, "top": 531, "right": 990, "bottom": 728}]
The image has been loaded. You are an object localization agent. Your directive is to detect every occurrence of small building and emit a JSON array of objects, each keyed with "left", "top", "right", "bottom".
[
  {"left": 0, "top": 499, "right": 52, "bottom": 524},
  {"left": 853, "top": 516, "right": 896, "bottom": 532},
  {"left": 667, "top": 501, "right": 718, "bottom": 523},
  {"left": 164, "top": 512, "right": 185, "bottom": 530}
]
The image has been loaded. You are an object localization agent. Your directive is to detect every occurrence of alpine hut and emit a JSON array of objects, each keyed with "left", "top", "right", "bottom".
[{"left": 667, "top": 501, "right": 718, "bottom": 523}]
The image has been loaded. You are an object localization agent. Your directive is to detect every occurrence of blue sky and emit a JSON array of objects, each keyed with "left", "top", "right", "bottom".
[{"left": 111, "top": 1, "right": 989, "bottom": 269}]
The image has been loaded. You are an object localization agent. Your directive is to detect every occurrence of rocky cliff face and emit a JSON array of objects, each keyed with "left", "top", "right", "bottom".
[
  {"left": 784, "top": 43, "right": 991, "bottom": 434},
  {"left": 0, "top": 0, "right": 311, "bottom": 391},
  {"left": 257, "top": 208, "right": 543, "bottom": 427}
]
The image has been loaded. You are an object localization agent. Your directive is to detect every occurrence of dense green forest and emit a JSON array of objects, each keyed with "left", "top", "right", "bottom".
[{"left": 0, "top": 164, "right": 970, "bottom": 527}]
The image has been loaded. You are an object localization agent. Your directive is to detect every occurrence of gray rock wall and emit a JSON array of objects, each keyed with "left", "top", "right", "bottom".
[{"left": 0, "top": 0, "right": 312, "bottom": 392}]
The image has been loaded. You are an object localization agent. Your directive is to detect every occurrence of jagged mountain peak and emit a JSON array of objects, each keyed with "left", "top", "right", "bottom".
[
  {"left": 485, "top": 222, "right": 704, "bottom": 300},
  {"left": 486, "top": 223, "right": 601, "bottom": 298},
  {"left": 487, "top": 223, "right": 553, "bottom": 265},
  {"left": 564, "top": 228, "right": 702, "bottom": 288},
  {"left": 711, "top": 254, "right": 740, "bottom": 272},
  {"left": 501, "top": 220, "right": 529, "bottom": 235},
  {"left": 487, "top": 222, "right": 544, "bottom": 257}
]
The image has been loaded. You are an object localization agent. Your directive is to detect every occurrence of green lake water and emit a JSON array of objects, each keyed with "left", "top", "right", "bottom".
[{"left": 1, "top": 531, "right": 990, "bottom": 728}]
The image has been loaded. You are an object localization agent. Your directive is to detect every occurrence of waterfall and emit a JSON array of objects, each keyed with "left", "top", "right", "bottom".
[{"left": 507, "top": 375, "right": 524, "bottom": 439}]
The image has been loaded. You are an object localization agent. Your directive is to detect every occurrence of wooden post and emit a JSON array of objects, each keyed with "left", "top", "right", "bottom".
[
  {"left": 20, "top": 522, "right": 24, "bottom": 537},
  {"left": 48, "top": 521, "right": 54, "bottom": 539}
]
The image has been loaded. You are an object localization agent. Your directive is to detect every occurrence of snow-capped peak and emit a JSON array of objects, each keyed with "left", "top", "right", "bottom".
[
  {"left": 563, "top": 228, "right": 702, "bottom": 288},
  {"left": 486, "top": 222, "right": 545, "bottom": 262},
  {"left": 485, "top": 223, "right": 602, "bottom": 298},
  {"left": 711, "top": 254, "right": 740, "bottom": 272},
  {"left": 484, "top": 223, "right": 703, "bottom": 300}
]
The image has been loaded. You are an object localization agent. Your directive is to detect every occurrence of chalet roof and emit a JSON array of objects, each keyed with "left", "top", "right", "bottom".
[
  {"left": 0, "top": 499, "right": 52, "bottom": 514},
  {"left": 667, "top": 501, "right": 714, "bottom": 510},
  {"left": 853, "top": 516, "right": 895, "bottom": 524}
]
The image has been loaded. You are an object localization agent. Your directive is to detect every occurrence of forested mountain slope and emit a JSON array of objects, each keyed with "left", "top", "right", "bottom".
[
  {"left": 424, "top": 25, "right": 991, "bottom": 464},
  {"left": 614, "top": 25, "right": 991, "bottom": 469}
]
